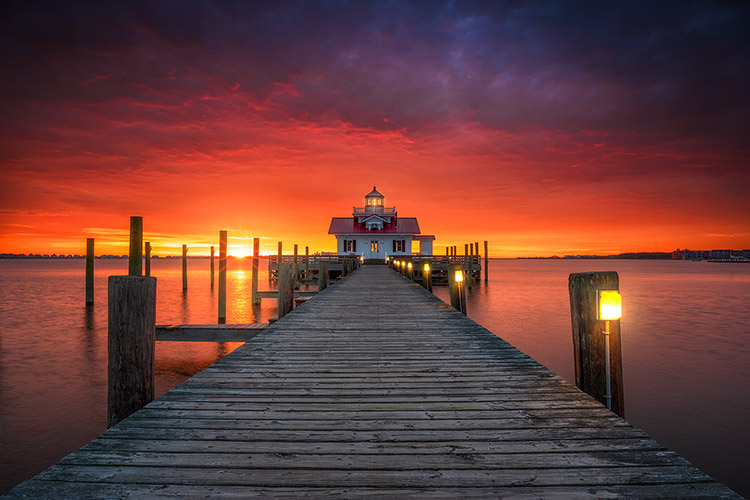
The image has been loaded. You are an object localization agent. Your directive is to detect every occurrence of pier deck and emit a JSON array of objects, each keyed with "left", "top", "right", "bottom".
[{"left": 6, "top": 266, "right": 741, "bottom": 499}]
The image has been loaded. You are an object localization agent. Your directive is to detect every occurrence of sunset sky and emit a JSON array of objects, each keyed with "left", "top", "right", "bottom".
[{"left": 1, "top": 1, "right": 748, "bottom": 257}]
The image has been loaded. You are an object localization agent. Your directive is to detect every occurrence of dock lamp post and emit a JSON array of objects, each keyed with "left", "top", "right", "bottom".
[
  {"left": 423, "top": 262, "right": 432, "bottom": 292},
  {"left": 597, "top": 290, "right": 622, "bottom": 411},
  {"left": 407, "top": 261, "right": 413, "bottom": 280},
  {"left": 449, "top": 268, "right": 467, "bottom": 315}
]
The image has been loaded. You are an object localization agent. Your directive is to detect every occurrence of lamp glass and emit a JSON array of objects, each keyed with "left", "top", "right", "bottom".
[
  {"left": 455, "top": 270, "right": 463, "bottom": 282},
  {"left": 407, "top": 262, "right": 412, "bottom": 269},
  {"left": 598, "top": 290, "right": 622, "bottom": 320},
  {"left": 424, "top": 263, "right": 430, "bottom": 272}
]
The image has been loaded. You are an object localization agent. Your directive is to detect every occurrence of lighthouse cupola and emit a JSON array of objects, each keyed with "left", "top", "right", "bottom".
[{"left": 364, "top": 186, "right": 384, "bottom": 213}]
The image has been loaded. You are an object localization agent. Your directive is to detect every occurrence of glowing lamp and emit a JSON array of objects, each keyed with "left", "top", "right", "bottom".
[
  {"left": 423, "top": 263, "right": 430, "bottom": 272},
  {"left": 455, "top": 270, "right": 463, "bottom": 282},
  {"left": 407, "top": 262, "right": 412, "bottom": 269},
  {"left": 598, "top": 290, "right": 622, "bottom": 321}
]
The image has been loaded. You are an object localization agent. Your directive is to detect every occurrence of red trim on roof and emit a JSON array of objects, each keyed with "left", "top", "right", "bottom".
[{"left": 329, "top": 217, "right": 420, "bottom": 235}]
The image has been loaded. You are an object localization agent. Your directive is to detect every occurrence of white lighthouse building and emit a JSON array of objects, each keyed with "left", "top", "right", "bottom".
[{"left": 328, "top": 187, "right": 434, "bottom": 262}]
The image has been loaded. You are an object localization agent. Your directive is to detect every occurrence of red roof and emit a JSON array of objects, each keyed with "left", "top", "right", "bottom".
[{"left": 328, "top": 217, "right": 420, "bottom": 235}]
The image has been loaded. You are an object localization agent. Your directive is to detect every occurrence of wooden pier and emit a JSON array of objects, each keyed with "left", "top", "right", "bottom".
[{"left": 5, "top": 266, "right": 741, "bottom": 499}]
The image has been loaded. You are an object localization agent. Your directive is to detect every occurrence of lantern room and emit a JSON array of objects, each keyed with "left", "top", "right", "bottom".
[{"left": 364, "top": 186, "right": 384, "bottom": 212}]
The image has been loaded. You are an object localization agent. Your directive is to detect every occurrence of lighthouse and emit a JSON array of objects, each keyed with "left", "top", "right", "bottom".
[{"left": 328, "top": 187, "right": 435, "bottom": 262}]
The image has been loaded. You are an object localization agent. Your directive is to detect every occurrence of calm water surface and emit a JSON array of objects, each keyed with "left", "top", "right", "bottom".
[{"left": 0, "top": 258, "right": 748, "bottom": 496}]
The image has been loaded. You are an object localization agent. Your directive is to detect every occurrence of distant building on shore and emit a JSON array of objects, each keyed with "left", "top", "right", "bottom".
[
  {"left": 672, "top": 248, "right": 750, "bottom": 261},
  {"left": 328, "top": 187, "right": 435, "bottom": 261}
]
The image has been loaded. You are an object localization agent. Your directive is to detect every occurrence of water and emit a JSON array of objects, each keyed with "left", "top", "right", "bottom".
[{"left": 0, "top": 258, "right": 748, "bottom": 496}]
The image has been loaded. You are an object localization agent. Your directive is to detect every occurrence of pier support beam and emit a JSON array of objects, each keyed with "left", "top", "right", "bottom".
[
  {"left": 144, "top": 242, "right": 151, "bottom": 277},
  {"left": 252, "top": 237, "right": 260, "bottom": 305},
  {"left": 128, "top": 216, "right": 142, "bottom": 276},
  {"left": 107, "top": 275, "right": 156, "bottom": 428},
  {"left": 85, "top": 238, "right": 94, "bottom": 305},
  {"left": 278, "top": 263, "right": 295, "bottom": 319},
  {"left": 318, "top": 261, "right": 329, "bottom": 291},
  {"left": 182, "top": 244, "right": 188, "bottom": 292},
  {"left": 218, "top": 231, "right": 227, "bottom": 324},
  {"left": 210, "top": 246, "right": 215, "bottom": 288},
  {"left": 484, "top": 240, "right": 488, "bottom": 283},
  {"left": 568, "top": 271, "right": 624, "bottom": 417}
]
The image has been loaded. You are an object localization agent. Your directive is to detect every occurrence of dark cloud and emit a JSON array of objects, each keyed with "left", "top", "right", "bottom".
[{"left": 1, "top": 0, "right": 748, "bottom": 161}]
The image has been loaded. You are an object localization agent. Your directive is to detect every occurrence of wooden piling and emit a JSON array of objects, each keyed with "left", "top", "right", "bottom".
[
  {"left": 128, "top": 216, "right": 142, "bottom": 276},
  {"left": 448, "top": 263, "right": 467, "bottom": 315},
  {"left": 85, "top": 238, "right": 94, "bottom": 305},
  {"left": 144, "top": 242, "right": 151, "bottom": 277},
  {"left": 210, "top": 246, "right": 215, "bottom": 288},
  {"left": 182, "top": 245, "right": 187, "bottom": 291},
  {"left": 318, "top": 261, "right": 328, "bottom": 291},
  {"left": 218, "top": 231, "right": 227, "bottom": 324},
  {"left": 252, "top": 237, "right": 260, "bottom": 305},
  {"left": 568, "top": 271, "right": 624, "bottom": 417},
  {"left": 277, "top": 263, "right": 295, "bottom": 319},
  {"left": 468, "top": 243, "right": 473, "bottom": 289},
  {"left": 293, "top": 244, "right": 299, "bottom": 290},
  {"left": 305, "top": 246, "right": 309, "bottom": 280},
  {"left": 107, "top": 275, "right": 156, "bottom": 428},
  {"left": 484, "top": 240, "right": 489, "bottom": 283}
]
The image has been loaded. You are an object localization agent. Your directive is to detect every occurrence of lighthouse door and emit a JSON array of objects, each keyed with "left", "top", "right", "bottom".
[{"left": 369, "top": 240, "right": 379, "bottom": 260}]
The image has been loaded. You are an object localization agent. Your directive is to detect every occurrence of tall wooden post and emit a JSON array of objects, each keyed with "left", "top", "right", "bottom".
[
  {"left": 422, "top": 260, "right": 432, "bottom": 293},
  {"left": 182, "top": 245, "right": 188, "bottom": 292},
  {"left": 107, "top": 275, "right": 156, "bottom": 428},
  {"left": 85, "top": 238, "right": 94, "bottom": 305},
  {"left": 293, "top": 244, "right": 299, "bottom": 289},
  {"left": 445, "top": 247, "right": 449, "bottom": 256},
  {"left": 252, "top": 237, "right": 260, "bottom": 305},
  {"left": 484, "top": 240, "right": 490, "bottom": 283},
  {"left": 448, "top": 263, "right": 467, "bottom": 315},
  {"left": 318, "top": 261, "right": 328, "bottom": 291},
  {"left": 277, "top": 241, "right": 282, "bottom": 281},
  {"left": 468, "top": 243, "right": 473, "bottom": 289},
  {"left": 218, "top": 231, "right": 227, "bottom": 324},
  {"left": 568, "top": 271, "right": 624, "bottom": 417},
  {"left": 277, "top": 263, "right": 295, "bottom": 320},
  {"left": 144, "top": 242, "right": 151, "bottom": 277},
  {"left": 305, "top": 246, "right": 309, "bottom": 280},
  {"left": 128, "top": 216, "right": 142, "bottom": 276},
  {"left": 210, "top": 246, "right": 215, "bottom": 288}
]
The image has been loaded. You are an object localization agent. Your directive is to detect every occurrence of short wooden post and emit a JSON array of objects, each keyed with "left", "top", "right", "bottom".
[
  {"left": 277, "top": 263, "right": 295, "bottom": 319},
  {"left": 144, "top": 242, "right": 151, "bottom": 277},
  {"left": 305, "top": 246, "right": 309, "bottom": 280},
  {"left": 448, "top": 263, "right": 467, "bottom": 315},
  {"left": 128, "top": 216, "right": 142, "bottom": 276},
  {"left": 85, "top": 238, "right": 95, "bottom": 305},
  {"left": 568, "top": 271, "right": 624, "bottom": 417},
  {"left": 210, "top": 246, "right": 215, "bottom": 288},
  {"left": 468, "top": 243, "right": 473, "bottom": 289},
  {"left": 342, "top": 257, "right": 348, "bottom": 277},
  {"left": 422, "top": 260, "right": 432, "bottom": 292},
  {"left": 218, "top": 231, "right": 227, "bottom": 323},
  {"left": 293, "top": 244, "right": 299, "bottom": 289},
  {"left": 484, "top": 240, "right": 489, "bottom": 283},
  {"left": 318, "top": 261, "right": 328, "bottom": 291},
  {"left": 182, "top": 244, "right": 188, "bottom": 291},
  {"left": 252, "top": 237, "right": 260, "bottom": 305},
  {"left": 407, "top": 260, "right": 413, "bottom": 280},
  {"left": 107, "top": 275, "right": 156, "bottom": 428}
]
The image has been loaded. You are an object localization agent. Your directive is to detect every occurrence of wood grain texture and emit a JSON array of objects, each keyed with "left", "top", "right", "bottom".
[{"left": 6, "top": 266, "right": 741, "bottom": 499}]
